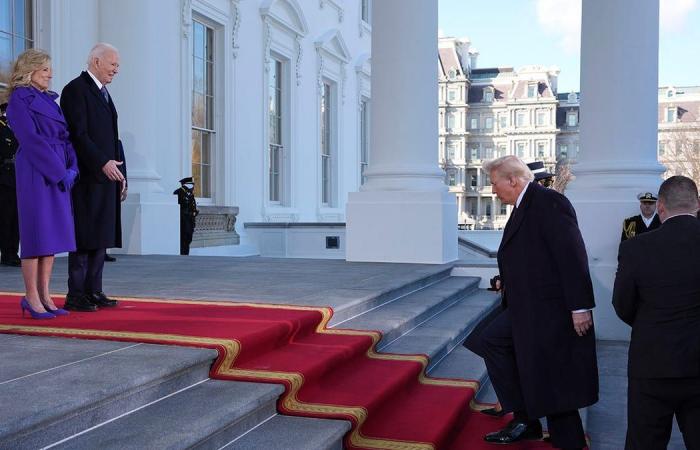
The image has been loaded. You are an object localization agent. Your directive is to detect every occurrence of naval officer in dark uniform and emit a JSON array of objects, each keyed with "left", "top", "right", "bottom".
[
  {"left": 0, "top": 102, "right": 21, "bottom": 267},
  {"left": 620, "top": 192, "right": 661, "bottom": 242}
]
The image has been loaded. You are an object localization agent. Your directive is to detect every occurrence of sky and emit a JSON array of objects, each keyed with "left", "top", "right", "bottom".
[{"left": 438, "top": 0, "right": 700, "bottom": 93}]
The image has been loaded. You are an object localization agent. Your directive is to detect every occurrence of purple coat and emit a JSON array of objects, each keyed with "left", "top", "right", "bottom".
[{"left": 7, "top": 86, "right": 78, "bottom": 258}]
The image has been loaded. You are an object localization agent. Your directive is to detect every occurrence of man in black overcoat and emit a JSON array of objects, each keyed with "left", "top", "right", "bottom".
[
  {"left": 0, "top": 103, "right": 21, "bottom": 267},
  {"left": 60, "top": 43, "right": 126, "bottom": 312},
  {"left": 478, "top": 156, "right": 598, "bottom": 450},
  {"left": 613, "top": 175, "right": 700, "bottom": 450}
]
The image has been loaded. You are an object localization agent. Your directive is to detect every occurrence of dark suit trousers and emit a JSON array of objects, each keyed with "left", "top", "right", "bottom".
[
  {"left": 0, "top": 184, "right": 19, "bottom": 259},
  {"left": 482, "top": 310, "right": 586, "bottom": 449},
  {"left": 68, "top": 249, "right": 106, "bottom": 295},
  {"left": 626, "top": 376, "right": 700, "bottom": 450}
]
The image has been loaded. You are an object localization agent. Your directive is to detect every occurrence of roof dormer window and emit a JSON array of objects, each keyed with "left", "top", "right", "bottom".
[
  {"left": 567, "top": 92, "right": 577, "bottom": 103},
  {"left": 527, "top": 83, "right": 537, "bottom": 98},
  {"left": 483, "top": 87, "right": 494, "bottom": 103},
  {"left": 448, "top": 68, "right": 457, "bottom": 80}
]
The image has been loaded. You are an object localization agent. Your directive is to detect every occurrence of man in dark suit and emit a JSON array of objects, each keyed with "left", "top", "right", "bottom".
[
  {"left": 613, "top": 175, "right": 700, "bottom": 450},
  {"left": 0, "top": 103, "right": 21, "bottom": 267},
  {"left": 478, "top": 156, "right": 598, "bottom": 450},
  {"left": 60, "top": 43, "right": 126, "bottom": 312},
  {"left": 620, "top": 192, "right": 661, "bottom": 242}
]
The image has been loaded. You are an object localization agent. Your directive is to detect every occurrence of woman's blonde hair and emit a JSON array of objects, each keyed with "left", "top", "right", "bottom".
[{"left": 7, "top": 48, "right": 51, "bottom": 96}]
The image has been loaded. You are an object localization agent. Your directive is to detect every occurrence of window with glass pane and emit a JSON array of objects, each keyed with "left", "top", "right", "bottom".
[
  {"left": 448, "top": 171, "right": 456, "bottom": 186},
  {"left": 499, "top": 115, "right": 507, "bottom": 129},
  {"left": 567, "top": 112, "right": 577, "bottom": 127},
  {"left": 321, "top": 82, "right": 333, "bottom": 205},
  {"left": 483, "top": 173, "right": 491, "bottom": 186},
  {"left": 485, "top": 116, "right": 493, "bottom": 129},
  {"left": 560, "top": 144, "right": 568, "bottom": 159},
  {"left": 666, "top": 108, "right": 676, "bottom": 123},
  {"left": 361, "top": 0, "right": 370, "bottom": 23},
  {"left": 0, "top": 0, "right": 33, "bottom": 73},
  {"left": 537, "top": 142, "right": 546, "bottom": 158},
  {"left": 483, "top": 89, "right": 494, "bottom": 102},
  {"left": 516, "top": 111, "right": 526, "bottom": 127},
  {"left": 537, "top": 110, "right": 548, "bottom": 126},
  {"left": 470, "top": 147, "right": 478, "bottom": 160},
  {"left": 500, "top": 203, "right": 507, "bottom": 215},
  {"left": 360, "top": 98, "right": 369, "bottom": 185},
  {"left": 269, "top": 59, "right": 283, "bottom": 202},
  {"left": 470, "top": 117, "right": 478, "bottom": 129},
  {"left": 448, "top": 89, "right": 457, "bottom": 102},
  {"left": 191, "top": 20, "right": 215, "bottom": 198},
  {"left": 470, "top": 174, "right": 477, "bottom": 187},
  {"left": 483, "top": 147, "right": 493, "bottom": 159},
  {"left": 517, "top": 142, "right": 525, "bottom": 157},
  {"left": 658, "top": 142, "right": 666, "bottom": 156},
  {"left": 486, "top": 204, "right": 492, "bottom": 217},
  {"left": 527, "top": 84, "right": 537, "bottom": 98}
]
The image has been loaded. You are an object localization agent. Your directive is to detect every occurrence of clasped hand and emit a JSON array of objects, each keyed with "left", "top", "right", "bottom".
[
  {"left": 102, "top": 160, "right": 124, "bottom": 182},
  {"left": 572, "top": 311, "right": 593, "bottom": 336}
]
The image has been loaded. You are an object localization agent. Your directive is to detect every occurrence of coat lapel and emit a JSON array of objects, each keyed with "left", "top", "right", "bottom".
[
  {"left": 80, "top": 71, "right": 112, "bottom": 113},
  {"left": 25, "top": 90, "right": 65, "bottom": 124},
  {"left": 499, "top": 182, "right": 535, "bottom": 252}
]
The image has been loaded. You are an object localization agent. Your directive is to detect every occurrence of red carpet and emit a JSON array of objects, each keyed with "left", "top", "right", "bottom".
[{"left": 0, "top": 293, "right": 557, "bottom": 450}]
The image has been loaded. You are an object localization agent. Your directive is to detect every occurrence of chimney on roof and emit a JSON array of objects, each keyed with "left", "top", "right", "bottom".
[{"left": 468, "top": 49, "right": 479, "bottom": 71}]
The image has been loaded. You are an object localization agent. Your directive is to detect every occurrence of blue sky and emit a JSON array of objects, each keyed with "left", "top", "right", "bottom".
[{"left": 438, "top": 0, "right": 700, "bottom": 93}]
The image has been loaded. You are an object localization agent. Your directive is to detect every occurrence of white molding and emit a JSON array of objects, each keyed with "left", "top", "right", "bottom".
[
  {"left": 230, "top": 0, "right": 242, "bottom": 57},
  {"left": 181, "top": 0, "right": 193, "bottom": 38},
  {"left": 319, "top": 0, "right": 344, "bottom": 23},
  {"left": 260, "top": 0, "right": 309, "bottom": 37}
]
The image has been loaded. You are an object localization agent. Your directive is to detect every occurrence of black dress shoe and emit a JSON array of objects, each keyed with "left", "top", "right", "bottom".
[
  {"left": 104, "top": 254, "right": 116, "bottom": 262},
  {"left": 90, "top": 292, "right": 118, "bottom": 307},
  {"left": 484, "top": 419, "right": 543, "bottom": 444},
  {"left": 480, "top": 407, "right": 507, "bottom": 417},
  {"left": 64, "top": 294, "right": 99, "bottom": 312}
]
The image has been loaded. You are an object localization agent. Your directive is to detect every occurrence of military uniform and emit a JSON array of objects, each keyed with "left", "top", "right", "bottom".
[
  {"left": 0, "top": 110, "right": 21, "bottom": 266},
  {"left": 173, "top": 177, "right": 199, "bottom": 255},
  {"left": 620, "top": 192, "right": 661, "bottom": 242}
]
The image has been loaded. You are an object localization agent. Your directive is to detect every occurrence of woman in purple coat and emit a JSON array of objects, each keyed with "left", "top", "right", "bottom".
[{"left": 6, "top": 49, "right": 78, "bottom": 319}]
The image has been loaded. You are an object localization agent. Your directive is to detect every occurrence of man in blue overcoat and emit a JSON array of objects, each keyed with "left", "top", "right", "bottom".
[
  {"left": 478, "top": 156, "right": 598, "bottom": 450},
  {"left": 60, "top": 43, "right": 126, "bottom": 312}
]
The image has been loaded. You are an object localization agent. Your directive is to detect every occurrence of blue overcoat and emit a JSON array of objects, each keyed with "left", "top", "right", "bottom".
[{"left": 7, "top": 86, "right": 78, "bottom": 258}]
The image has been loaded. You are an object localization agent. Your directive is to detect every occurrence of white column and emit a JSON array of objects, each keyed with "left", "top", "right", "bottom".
[
  {"left": 97, "top": 0, "right": 181, "bottom": 255},
  {"left": 566, "top": 0, "right": 664, "bottom": 340},
  {"left": 346, "top": 0, "right": 456, "bottom": 263}
]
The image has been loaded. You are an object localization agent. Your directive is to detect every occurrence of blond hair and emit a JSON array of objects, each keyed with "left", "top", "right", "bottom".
[
  {"left": 7, "top": 49, "right": 51, "bottom": 96},
  {"left": 483, "top": 155, "right": 534, "bottom": 183}
]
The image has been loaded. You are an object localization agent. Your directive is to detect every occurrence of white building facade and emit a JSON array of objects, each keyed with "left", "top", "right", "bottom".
[
  {"left": 1, "top": 0, "right": 372, "bottom": 256},
  {"left": 438, "top": 37, "right": 572, "bottom": 229}
]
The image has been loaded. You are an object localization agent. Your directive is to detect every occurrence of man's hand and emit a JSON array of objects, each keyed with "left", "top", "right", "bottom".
[
  {"left": 572, "top": 311, "right": 593, "bottom": 336},
  {"left": 120, "top": 179, "right": 128, "bottom": 202},
  {"left": 102, "top": 160, "right": 124, "bottom": 182}
]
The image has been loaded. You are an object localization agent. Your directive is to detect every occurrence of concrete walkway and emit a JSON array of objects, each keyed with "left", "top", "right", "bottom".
[{"left": 0, "top": 255, "right": 450, "bottom": 309}]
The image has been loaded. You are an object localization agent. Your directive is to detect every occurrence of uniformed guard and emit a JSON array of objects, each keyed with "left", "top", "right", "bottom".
[
  {"left": 526, "top": 161, "right": 555, "bottom": 188},
  {"left": 173, "top": 177, "right": 199, "bottom": 255},
  {"left": 620, "top": 192, "right": 661, "bottom": 242},
  {"left": 0, "top": 102, "right": 21, "bottom": 267}
]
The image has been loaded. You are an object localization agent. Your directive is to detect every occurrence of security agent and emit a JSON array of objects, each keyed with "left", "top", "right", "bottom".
[
  {"left": 0, "top": 102, "right": 21, "bottom": 267},
  {"left": 620, "top": 192, "right": 661, "bottom": 242},
  {"left": 173, "top": 177, "right": 199, "bottom": 255},
  {"left": 526, "top": 161, "right": 554, "bottom": 188}
]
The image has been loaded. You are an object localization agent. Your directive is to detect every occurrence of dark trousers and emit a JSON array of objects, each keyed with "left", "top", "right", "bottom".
[
  {"left": 626, "top": 376, "right": 700, "bottom": 450},
  {"left": 0, "top": 184, "right": 19, "bottom": 261},
  {"left": 180, "top": 215, "right": 194, "bottom": 255},
  {"left": 68, "top": 248, "right": 106, "bottom": 296},
  {"left": 482, "top": 310, "right": 586, "bottom": 449}
]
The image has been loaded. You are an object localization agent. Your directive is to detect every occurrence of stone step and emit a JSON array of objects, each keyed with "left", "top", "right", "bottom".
[
  {"left": 47, "top": 379, "right": 285, "bottom": 450},
  {"left": 221, "top": 415, "right": 350, "bottom": 450},
  {"left": 380, "top": 287, "right": 501, "bottom": 372},
  {"left": 335, "top": 276, "right": 482, "bottom": 349},
  {"left": 0, "top": 335, "right": 217, "bottom": 450},
  {"left": 327, "top": 267, "right": 454, "bottom": 325}
]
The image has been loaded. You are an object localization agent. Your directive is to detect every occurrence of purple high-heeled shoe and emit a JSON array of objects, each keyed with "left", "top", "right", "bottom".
[
  {"left": 20, "top": 298, "right": 56, "bottom": 319},
  {"left": 41, "top": 298, "right": 70, "bottom": 316}
]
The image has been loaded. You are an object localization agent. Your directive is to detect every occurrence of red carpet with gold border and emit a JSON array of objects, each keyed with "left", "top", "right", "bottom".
[{"left": 0, "top": 293, "right": 557, "bottom": 450}]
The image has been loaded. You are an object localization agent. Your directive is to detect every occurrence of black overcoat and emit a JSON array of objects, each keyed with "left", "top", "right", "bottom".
[
  {"left": 60, "top": 72, "right": 126, "bottom": 250},
  {"left": 613, "top": 215, "right": 700, "bottom": 379},
  {"left": 498, "top": 182, "right": 598, "bottom": 418}
]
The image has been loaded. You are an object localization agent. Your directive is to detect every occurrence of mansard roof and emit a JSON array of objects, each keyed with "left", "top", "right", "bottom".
[{"left": 438, "top": 46, "right": 466, "bottom": 78}]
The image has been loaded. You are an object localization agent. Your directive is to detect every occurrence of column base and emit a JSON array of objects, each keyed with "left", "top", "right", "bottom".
[
  {"left": 346, "top": 191, "right": 457, "bottom": 264},
  {"left": 119, "top": 193, "right": 180, "bottom": 255}
]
